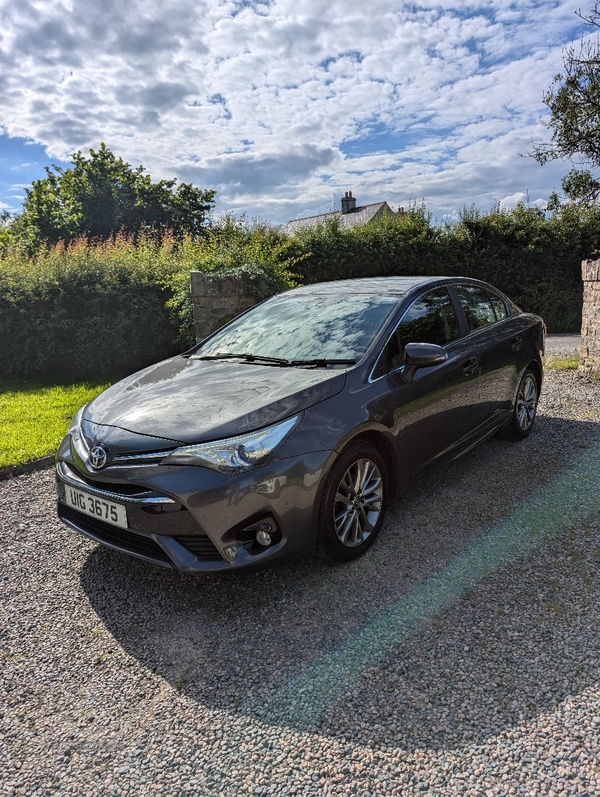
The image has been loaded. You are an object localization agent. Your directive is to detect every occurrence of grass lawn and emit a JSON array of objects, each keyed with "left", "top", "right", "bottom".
[
  {"left": 544, "top": 355, "right": 580, "bottom": 370},
  {"left": 0, "top": 379, "right": 110, "bottom": 469}
]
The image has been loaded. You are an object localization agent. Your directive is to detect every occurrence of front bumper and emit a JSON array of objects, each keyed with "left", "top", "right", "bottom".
[{"left": 55, "top": 438, "right": 333, "bottom": 572}]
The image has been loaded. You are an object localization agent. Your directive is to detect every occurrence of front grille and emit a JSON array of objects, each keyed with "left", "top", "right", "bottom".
[
  {"left": 173, "top": 535, "right": 222, "bottom": 560},
  {"left": 60, "top": 505, "right": 171, "bottom": 565}
]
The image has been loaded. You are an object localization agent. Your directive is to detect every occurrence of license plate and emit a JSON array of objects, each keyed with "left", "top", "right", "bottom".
[{"left": 64, "top": 485, "right": 128, "bottom": 529}]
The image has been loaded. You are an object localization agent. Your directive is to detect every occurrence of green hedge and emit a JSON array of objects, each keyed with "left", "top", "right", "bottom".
[
  {"left": 1, "top": 203, "right": 595, "bottom": 382},
  {"left": 289, "top": 202, "right": 599, "bottom": 332}
]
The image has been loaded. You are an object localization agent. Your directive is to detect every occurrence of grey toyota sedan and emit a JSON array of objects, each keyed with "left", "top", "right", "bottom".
[{"left": 56, "top": 276, "right": 544, "bottom": 572}]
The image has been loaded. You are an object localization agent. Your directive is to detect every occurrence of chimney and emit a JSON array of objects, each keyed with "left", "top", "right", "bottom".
[{"left": 341, "top": 190, "right": 357, "bottom": 215}]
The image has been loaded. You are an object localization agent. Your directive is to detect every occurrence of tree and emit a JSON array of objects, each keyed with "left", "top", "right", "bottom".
[
  {"left": 532, "top": 2, "right": 600, "bottom": 203},
  {"left": 0, "top": 210, "right": 15, "bottom": 252},
  {"left": 16, "top": 143, "right": 216, "bottom": 246}
]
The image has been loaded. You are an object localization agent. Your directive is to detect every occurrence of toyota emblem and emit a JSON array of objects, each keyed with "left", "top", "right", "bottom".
[{"left": 89, "top": 445, "right": 108, "bottom": 470}]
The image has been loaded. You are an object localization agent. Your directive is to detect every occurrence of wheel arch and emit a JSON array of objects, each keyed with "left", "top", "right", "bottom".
[
  {"left": 315, "top": 429, "right": 395, "bottom": 561},
  {"left": 340, "top": 429, "right": 398, "bottom": 502},
  {"left": 525, "top": 358, "right": 543, "bottom": 389}
]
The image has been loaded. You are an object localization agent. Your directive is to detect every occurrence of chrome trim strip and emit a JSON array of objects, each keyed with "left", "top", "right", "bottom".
[
  {"left": 368, "top": 361, "right": 405, "bottom": 385},
  {"left": 112, "top": 450, "right": 174, "bottom": 464},
  {"left": 57, "top": 461, "right": 176, "bottom": 505}
]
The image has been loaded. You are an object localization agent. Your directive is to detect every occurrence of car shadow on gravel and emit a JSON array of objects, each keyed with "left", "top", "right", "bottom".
[{"left": 80, "top": 415, "right": 600, "bottom": 752}]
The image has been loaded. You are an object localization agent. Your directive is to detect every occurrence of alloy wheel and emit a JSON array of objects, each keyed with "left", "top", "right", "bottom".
[
  {"left": 516, "top": 373, "right": 538, "bottom": 432},
  {"left": 333, "top": 458, "right": 383, "bottom": 547}
]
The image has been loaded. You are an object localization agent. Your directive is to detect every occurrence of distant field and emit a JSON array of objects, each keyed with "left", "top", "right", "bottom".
[{"left": 0, "top": 379, "right": 110, "bottom": 469}]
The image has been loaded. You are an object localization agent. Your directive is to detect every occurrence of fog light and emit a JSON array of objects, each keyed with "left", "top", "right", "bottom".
[
  {"left": 237, "top": 517, "right": 280, "bottom": 550},
  {"left": 256, "top": 530, "right": 272, "bottom": 547}
]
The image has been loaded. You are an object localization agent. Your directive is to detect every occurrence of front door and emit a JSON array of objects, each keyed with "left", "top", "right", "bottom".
[{"left": 376, "top": 287, "right": 482, "bottom": 483}]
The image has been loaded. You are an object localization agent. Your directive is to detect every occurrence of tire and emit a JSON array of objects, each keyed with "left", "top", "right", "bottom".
[
  {"left": 500, "top": 367, "right": 539, "bottom": 440},
  {"left": 317, "top": 441, "right": 389, "bottom": 562}
]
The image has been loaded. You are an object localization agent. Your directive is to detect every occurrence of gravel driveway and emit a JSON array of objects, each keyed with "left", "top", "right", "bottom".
[
  {"left": 2, "top": 368, "right": 600, "bottom": 796},
  {"left": 544, "top": 334, "right": 581, "bottom": 358}
]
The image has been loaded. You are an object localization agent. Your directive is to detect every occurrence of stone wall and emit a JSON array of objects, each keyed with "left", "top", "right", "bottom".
[
  {"left": 190, "top": 271, "right": 257, "bottom": 342},
  {"left": 580, "top": 259, "right": 600, "bottom": 375}
]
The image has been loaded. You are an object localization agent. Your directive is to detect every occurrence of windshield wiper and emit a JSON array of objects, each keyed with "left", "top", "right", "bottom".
[
  {"left": 191, "top": 353, "right": 357, "bottom": 368},
  {"left": 288, "top": 358, "right": 357, "bottom": 367},
  {"left": 192, "top": 352, "right": 292, "bottom": 365}
]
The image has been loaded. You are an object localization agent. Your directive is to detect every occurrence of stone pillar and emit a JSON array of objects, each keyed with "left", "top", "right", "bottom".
[
  {"left": 580, "top": 259, "right": 600, "bottom": 375},
  {"left": 190, "top": 272, "right": 257, "bottom": 342}
]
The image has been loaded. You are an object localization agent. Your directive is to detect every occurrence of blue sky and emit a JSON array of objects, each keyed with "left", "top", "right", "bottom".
[{"left": 0, "top": 0, "right": 589, "bottom": 225}]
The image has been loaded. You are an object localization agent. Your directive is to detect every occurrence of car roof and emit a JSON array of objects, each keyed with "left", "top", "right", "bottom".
[{"left": 286, "top": 276, "right": 455, "bottom": 297}]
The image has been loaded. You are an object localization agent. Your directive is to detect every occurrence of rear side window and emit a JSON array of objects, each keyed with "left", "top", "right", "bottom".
[
  {"left": 489, "top": 293, "right": 508, "bottom": 320},
  {"left": 454, "top": 285, "right": 496, "bottom": 330}
]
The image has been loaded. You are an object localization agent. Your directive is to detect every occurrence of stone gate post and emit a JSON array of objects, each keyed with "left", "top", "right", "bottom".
[
  {"left": 190, "top": 272, "right": 257, "bottom": 342},
  {"left": 580, "top": 259, "right": 600, "bottom": 375}
]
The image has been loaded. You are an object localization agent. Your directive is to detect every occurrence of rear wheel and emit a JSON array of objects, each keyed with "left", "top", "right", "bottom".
[
  {"left": 317, "top": 442, "right": 388, "bottom": 562},
  {"left": 500, "top": 368, "right": 539, "bottom": 440}
]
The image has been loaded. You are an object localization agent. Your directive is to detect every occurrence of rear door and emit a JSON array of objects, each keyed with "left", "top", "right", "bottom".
[{"left": 450, "top": 284, "right": 522, "bottom": 426}]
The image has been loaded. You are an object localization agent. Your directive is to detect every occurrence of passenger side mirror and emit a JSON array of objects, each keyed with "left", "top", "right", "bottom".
[{"left": 402, "top": 342, "right": 448, "bottom": 382}]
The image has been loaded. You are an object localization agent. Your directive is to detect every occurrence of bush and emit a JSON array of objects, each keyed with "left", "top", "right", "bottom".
[
  {"left": 2, "top": 200, "right": 594, "bottom": 383},
  {"left": 0, "top": 236, "right": 180, "bottom": 380},
  {"left": 440, "top": 203, "right": 595, "bottom": 331},
  {"left": 291, "top": 203, "right": 439, "bottom": 283}
]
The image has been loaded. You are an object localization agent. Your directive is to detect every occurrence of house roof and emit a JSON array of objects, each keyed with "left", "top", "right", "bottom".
[{"left": 283, "top": 201, "right": 393, "bottom": 235}]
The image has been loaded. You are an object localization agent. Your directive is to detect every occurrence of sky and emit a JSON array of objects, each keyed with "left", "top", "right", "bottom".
[{"left": 0, "top": 0, "right": 592, "bottom": 226}]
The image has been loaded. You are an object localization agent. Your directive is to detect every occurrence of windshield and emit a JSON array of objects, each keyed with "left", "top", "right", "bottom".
[{"left": 195, "top": 292, "right": 399, "bottom": 362}]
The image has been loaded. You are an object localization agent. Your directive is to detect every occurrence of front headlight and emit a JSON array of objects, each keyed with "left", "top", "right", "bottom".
[
  {"left": 161, "top": 415, "right": 300, "bottom": 476},
  {"left": 69, "top": 406, "right": 85, "bottom": 442}
]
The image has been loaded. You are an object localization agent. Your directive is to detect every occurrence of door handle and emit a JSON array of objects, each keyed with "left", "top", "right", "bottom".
[
  {"left": 511, "top": 336, "right": 523, "bottom": 352},
  {"left": 463, "top": 357, "right": 479, "bottom": 376}
]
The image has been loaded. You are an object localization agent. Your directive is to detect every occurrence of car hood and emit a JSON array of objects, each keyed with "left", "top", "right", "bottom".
[{"left": 83, "top": 356, "right": 347, "bottom": 447}]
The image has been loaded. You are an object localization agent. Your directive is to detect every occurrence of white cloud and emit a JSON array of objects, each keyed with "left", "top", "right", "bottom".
[{"left": 0, "top": 0, "right": 591, "bottom": 223}]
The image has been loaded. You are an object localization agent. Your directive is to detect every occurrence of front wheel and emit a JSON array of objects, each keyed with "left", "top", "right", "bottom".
[
  {"left": 500, "top": 368, "right": 539, "bottom": 440},
  {"left": 317, "top": 441, "right": 389, "bottom": 562}
]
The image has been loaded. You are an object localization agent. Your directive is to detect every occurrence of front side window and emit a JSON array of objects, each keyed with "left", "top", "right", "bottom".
[
  {"left": 397, "top": 288, "right": 460, "bottom": 348},
  {"left": 454, "top": 285, "right": 497, "bottom": 330},
  {"left": 374, "top": 288, "right": 460, "bottom": 377}
]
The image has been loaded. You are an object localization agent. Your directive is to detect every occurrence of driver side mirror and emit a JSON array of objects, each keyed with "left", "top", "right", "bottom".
[{"left": 402, "top": 342, "right": 448, "bottom": 382}]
